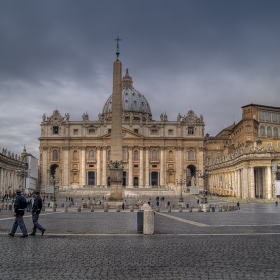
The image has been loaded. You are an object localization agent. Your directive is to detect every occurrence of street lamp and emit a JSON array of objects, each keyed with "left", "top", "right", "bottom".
[
  {"left": 196, "top": 167, "right": 211, "bottom": 204},
  {"left": 176, "top": 176, "right": 186, "bottom": 203},
  {"left": 49, "top": 175, "right": 59, "bottom": 202}
]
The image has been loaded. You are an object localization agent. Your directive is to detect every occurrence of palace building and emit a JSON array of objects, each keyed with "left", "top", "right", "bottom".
[{"left": 39, "top": 68, "right": 205, "bottom": 190}]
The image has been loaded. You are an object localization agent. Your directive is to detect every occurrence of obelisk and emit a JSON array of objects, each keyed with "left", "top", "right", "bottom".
[{"left": 108, "top": 37, "right": 124, "bottom": 203}]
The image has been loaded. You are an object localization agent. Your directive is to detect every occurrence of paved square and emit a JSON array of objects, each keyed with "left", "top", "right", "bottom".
[{"left": 1, "top": 197, "right": 280, "bottom": 279}]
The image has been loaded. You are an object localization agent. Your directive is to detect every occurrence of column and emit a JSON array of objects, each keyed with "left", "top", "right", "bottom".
[
  {"left": 266, "top": 166, "right": 272, "bottom": 199},
  {"left": 96, "top": 147, "right": 101, "bottom": 186},
  {"left": 139, "top": 147, "right": 144, "bottom": 187},
  {"left": 249, "top": 167, "right": 255, "bottom": 198},
  {"left": 160, "top": 147, "right": 165, "bottom": 186},
  {"left": 145, "top": 147, "right": 150, "bottom": 187},
  {"left": 42, "top": 146, "right": 49, "bottom": 187},
  {"left": 80, "top": 147, "right": 86, "bottom": 187},
  {"left": 62, "top": 146, "right": 69, "bottom": 188},
  {"left": 128, "top": 147, "right": 133, "bottom": 188},
  {"left": 242, "top": 167, "right": 248, "bottom": 198},
  {"left": 0, "top": 168, "right": 3, "bottom": 196},
  {"left": 102, "top": 147, "right": 107, "bottom": 186}
]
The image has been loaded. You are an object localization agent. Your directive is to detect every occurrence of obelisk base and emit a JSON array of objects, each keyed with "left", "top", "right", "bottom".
[{"left": 108, "top": 169, "right": 124, "bottom": 205}]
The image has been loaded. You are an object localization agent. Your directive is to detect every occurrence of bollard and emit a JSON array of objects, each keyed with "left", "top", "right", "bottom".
[
  {"left": 64, "top": 205, "right": 68, "bottom": 212},
  {"left": 116, "top": 205, "right": 121, "bottom": 212},
  {"left": 189, "top": 206, "right": 192, "bottom": 212},
  {"left": 69, "top": 202, "right": 72, "bottom": 207},
  {"left": 198, "top": 206, "right": 202, "bottom": 212},
  {"left": 156, "top": 206, "right": 160, "bottom": 212},
  {"left": 53, "top": 204, "right": 57, "bottom": 212},
  {"left": 4, "top": 203, "right": 7, "bottom": 210},
  {"left": 0, "top": 203, "right": 3, "bottom": 210},
  {"left": 91, "top": 205, "right": 94, "bottom": 212},
  {"left": 104, "top": 204, "right": 108, "bottom": 212},
  {"left": 168, "top": 206, "right": 171, "bottom": 212},
  {"left": 218, "top": 206, "right": 222, "bottom": 212},
  {"left": 77, "top": 205, "right": 81, "bottom": 212},
  {"left": 206, "top": 206, "right": 210, "bottom": 212},
  {"left": 179, "top": 205, "right": 183, "bottom": 212},
  {"left": 130, "top": 206, "right": 134, "bottom": 212},
  {"left": 42, "top": 204, "right": 45, "bottom": 211},
  {"left": 76, "top": 203, "right": 78, "bottom": 207},
  {"left": 143, "top": 206, "right": 154, "bottom": 235},
  {"left": 61, "top": 203, "right": 64, "bottom": 208}
]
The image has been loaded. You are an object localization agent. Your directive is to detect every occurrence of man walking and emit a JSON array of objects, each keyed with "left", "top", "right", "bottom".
[
  {"left": 8, "top": 189, "right": 28, "bottom": 238},
  {"left": 29, "top": 191, "right": 46, "bottom": 236}
]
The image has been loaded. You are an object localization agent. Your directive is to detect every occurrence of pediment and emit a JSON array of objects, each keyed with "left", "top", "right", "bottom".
[{"left": 102, "top": 127, "right": 144, "bottom": 139}]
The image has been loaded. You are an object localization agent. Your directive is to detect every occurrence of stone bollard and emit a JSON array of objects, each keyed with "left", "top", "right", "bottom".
[
  {"left": 179, "top": 205, "right": 183, "bottom": 212},
  {"left": 156, "top": 206, "right": 160, "bottom": 212},
  {"left": 198, "top": 206, "right": 202, "bottom": 212},
  {"left": 143, "top": 205, "right": 154, "bottom": 235},
  {"left": 53, "top": 204, "right": 57, "bottom": 212},
  {"left": 0, "top": 203, "right": 3, "bottom": 210},
  {"left": 61, "top": 203, "right": 64, "bottom": 208},
  {"left": 130, "top": 206, "right": 134, "bottom": 212},
  {"left": 116, "top": 205, "right": 121, "bottom": 212},
  {"left": 76, "top": 203, "right": 78, "bottom": 207},
  {"left": 77, "top": 205, "right": 81, "bottom": 212},
  {"left": 104, "top": 204, "right": 109, "bottom": 212},
  {"left": 168, "top": 206, "right": 171, "bottom": 212},
  {"left": 190, "top": 204, "right": 194, "bottom": 209},
  {"left": 218, "top": 206, "right": 222, "bottom": 212},
  {"left": 42, "top": 204, "right": 45, "bottom": 212},
  {"left": 206, "top": 206, "right": 210, "bottom": 212},
  {"left": 91, "top": 205, "right": 94, "bottom": 212},
  {"left": 4, "top": 203, "right": 7, "bottom": 210},
  {"left": 189, "top": 206, "right": 192, "bottom": 212},
  {"left": 69, "top": 202, "right": 72, "bottom": 207}
]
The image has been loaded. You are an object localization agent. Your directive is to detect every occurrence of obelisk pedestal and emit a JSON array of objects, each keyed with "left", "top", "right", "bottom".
[{"left": 109, "top": 168, "right": 123, "bottom": 202}]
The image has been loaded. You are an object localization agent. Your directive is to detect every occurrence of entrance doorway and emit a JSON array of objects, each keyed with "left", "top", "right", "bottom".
[
  {"left": 186, "top": 165, "right": 196, "bottom": 186},
  {"left": 151, "top": 172, "right": 158, "bottom": 186},
  {"left": 88, "top": 172, "right": 95, "bottom": 186},
  {"left": 123, "top": 171, "right": 127, "bottom": 187},
  {"left": 134, "top": 177, "right": 139, "bottom": 187}
]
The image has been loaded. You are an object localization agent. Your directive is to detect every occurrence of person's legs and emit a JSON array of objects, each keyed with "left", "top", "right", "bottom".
[
  {"left": 32, "top": 213, "right": 44, "bottom": 232},
  {"left": 17, "top": 216, "right": 28, "bottom": 236},
  {"left": 10, "top": 218, "right": 19, "bottom": 235}
]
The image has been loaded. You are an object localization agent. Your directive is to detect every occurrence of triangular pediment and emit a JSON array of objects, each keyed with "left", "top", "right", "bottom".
[{"left": 102, "top": 127, "right": 145, "bottom": 139}]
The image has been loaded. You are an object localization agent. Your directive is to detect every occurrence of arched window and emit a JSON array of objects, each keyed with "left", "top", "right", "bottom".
[
  {"left": 260, "top": 126, "right": 265, "bottom": 136},
  {"left": 273, "top": 127, "right": 278, "bottom": 137},
  {"left": 188, "top": 150, "right": 194, "bottom": 160},
  {"left": 169, "top": 150, "right": 173, "bottom": 160},
  {"left": 89, "top": 150, "right": 94, "bottom": 160},
  {"left": 53, "top": 150, "right": 58, "bottom": 160},
  {"left": 73, "top": 150, "right": 77, "bottom": 161},
  {"left": 267, "top": 126, "right": 272, "bottom": 136},
  {"left": 134, "top": 150, "right": 138, "bottom": 161},
  {"left": 108, "top": 150, "right": 111, "bottom": 160},
  {"left": 122, "top": 149, "right": 126, "bottom": 160},
  {"left": 152, "top": 150, "right": 157, "bottom": 160}
]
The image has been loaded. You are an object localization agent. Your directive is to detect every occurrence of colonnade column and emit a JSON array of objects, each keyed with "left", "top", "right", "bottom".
[
  {"left": 102, "top": 147, "right": 107, "bottom": 186},
  {"left": 80, "top": 147, "right": 86, "bottom": 187},
  {"left": 139, "top": 147, "right": 144, "bottom": 187},
  {"left": 128, "top": 146, "right": 133, "bottom": 188},
  {"left": 42, "top": 146, "right": 49, "bottom": 188},
  {"left": 62, "top": 146, "right": 69, "bottom": 188},
  {"left": 242, "top": 167, "right": 248, "bottom": 198},
  {"left": 96, "top": 147, "right": 101, "bottom": 186},
  {"left": 160, "top": 147, "right": 165, "bottom": 186},
  {"left": 266, "top": 166, "right": 272, "bottom": 199},
  {"left": 249, "top": 167, "right": 255, "bottom": 198},
  {"left": 0, "top": 168, "right": 4, "bottom": 196},
  {"left": 145, "top": 147, "right": 150, "bottom": 187}
]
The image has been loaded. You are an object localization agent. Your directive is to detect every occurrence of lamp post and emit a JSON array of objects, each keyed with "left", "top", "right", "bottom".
[
  {"left": 49, "top": 175, "right": 59, "bottom": 202},
  {"left": 176, "top": 176, "right": 186, "bottom": 203},
  {"left": 196, "top": 167, "right": 211, "bottom": 204}
]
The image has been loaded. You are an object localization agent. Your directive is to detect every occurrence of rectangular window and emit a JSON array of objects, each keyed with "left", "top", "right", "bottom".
[
  {"left": 151, "top": 129, "right": 158, "bottom": 135},
  {"left": 53, "top": 126, "right": 59, "bottom": 134},
  {"left": 168, "top": 129, "right": 173, "bottom": 135},
  {"left": 152, "top": 165, "right": 157, "bottom": 168},
  {"left": 266, "top": 112, "right": 271, "bottom": 122},
  {"left": 88, "top": 129, "right": 96, "bottom": 134},
  {"left": 188, "top": 127, "right": 194, "bottom": 135},
  {"left": 259, "top": 111, "right": 265, "bottom": 121},
  {"left": 272, "top": 113, "right": 277, "bottom": 122},
  {"left": 134, "top": 129, "right": 139, "bottom": 134},
  {"left": 108, "top": 129, "right": 111, "bottom": 133},
  {"left": 134, "top": 165, "right": 138, "bottom": 168},
  {"left": 73, "top": 129, "right": 78, "bottom": 135},
  {"left": 276, "top": 172, "right": 280, "bottom": 181},
  {"left": 89, "top": 164, "right": 94, "bottom": 167}
]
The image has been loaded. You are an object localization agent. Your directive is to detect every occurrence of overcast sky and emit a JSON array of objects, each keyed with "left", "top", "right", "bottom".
[{"left": 0, "top": 0, "right": 280, "bottom": 159}]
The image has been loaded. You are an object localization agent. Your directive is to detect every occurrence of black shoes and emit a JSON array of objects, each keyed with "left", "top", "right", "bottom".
[
  {"left": 29, "top": 232, "right": 36, "bottom": 236},
  {"left": 20, "top": 235, "right": 28, "bottom": 238},
  {"left": 41, "top": 229, "right": 46, "bottom": 236},
  {"left": 8, "top": 233, "right": 14, "bottom": 237}
]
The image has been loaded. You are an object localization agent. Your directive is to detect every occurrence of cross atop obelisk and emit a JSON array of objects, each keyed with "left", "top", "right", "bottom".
[{"left": 108, "top": 37, "right": 124, "bottom": 203}]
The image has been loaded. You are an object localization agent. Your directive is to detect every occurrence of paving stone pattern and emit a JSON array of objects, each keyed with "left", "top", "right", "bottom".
[{"left": 0, "top": 197, "right": 280, "bottom": 279}]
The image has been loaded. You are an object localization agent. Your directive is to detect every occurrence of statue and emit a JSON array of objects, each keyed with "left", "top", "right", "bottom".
[
  {"left": 108, "top": 160, "right": 124, "bottom": 169},
  {"left": 65, "top": 113, "right": 70, "bottom": 121},
  {"left": 177, "top": 113, "right": 181, "bottom": 122},
  {"left": 42, "top": 114, "right": 46, "bottom": 122},
  {"left": 191, "top": 176, "right": 195, "bottom": 186},
  {"left": 160, "top": 113, "right": 164, "bottom": 121}
]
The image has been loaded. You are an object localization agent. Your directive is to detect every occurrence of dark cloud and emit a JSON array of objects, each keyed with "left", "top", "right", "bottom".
[{"left": 0, "top": 0, "right": 280, "bottom": 157}]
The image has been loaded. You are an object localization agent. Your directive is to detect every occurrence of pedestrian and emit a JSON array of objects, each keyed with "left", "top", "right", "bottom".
[
  {"left": 156, "top": 200, "right": 159, "bottom": 206},
  {"left": 167, "top": 201, "right": 170, "bottom": 206},
  {"left": 122, "top": 202, "right": 125, "bottom": 210},
  {"left": 237, "top": 202, "right": 240, "bottom": 210},
  {"left": 8, "top": 189, "right": 28, "bottom": 238},
  {"left": 29, "top": 191, "right": 46, "bottom": 236},
  {"left": 275, "top": 201, "right": 278, "bottom": 207},
  {"left": 197, "top": 199, "right": 199, "bottom": 204}
]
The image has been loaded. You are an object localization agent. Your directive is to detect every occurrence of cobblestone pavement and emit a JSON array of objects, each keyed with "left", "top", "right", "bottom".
[{"left": 1, "top": 197, "right": 280, "bottom": 279}]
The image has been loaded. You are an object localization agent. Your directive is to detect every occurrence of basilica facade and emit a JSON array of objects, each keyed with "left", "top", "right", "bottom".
[{"left": 39, "top": 69, "right": 205, "bottom": 190}]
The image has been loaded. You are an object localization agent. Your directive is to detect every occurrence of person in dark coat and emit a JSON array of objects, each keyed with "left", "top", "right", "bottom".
[
  {"left": 122, "top": 202, "right": 125, "bottom": 210},
  {"left": 29, "top": 191, "right": 46, "bottom": 236},
  {"left": 8, "top": 189, "right": 28, "bottom": 238},
  {"left": 237, "top": 202, "right": 240, "bottom": 210}
]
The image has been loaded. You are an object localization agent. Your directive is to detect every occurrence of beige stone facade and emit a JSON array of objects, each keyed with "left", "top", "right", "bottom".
[{"left": 39, "top": 69, "right": 205, "bottom": 191}]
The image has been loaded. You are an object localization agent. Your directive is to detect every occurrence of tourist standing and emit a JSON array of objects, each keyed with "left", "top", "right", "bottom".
[{"left": 8, "top": 189, "right": 28, "bottom": 238}]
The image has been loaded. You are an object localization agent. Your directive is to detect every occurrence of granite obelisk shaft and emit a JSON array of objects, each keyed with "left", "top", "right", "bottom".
[{"left": 109, "top": 57, "right": 124, "bottom": 202}]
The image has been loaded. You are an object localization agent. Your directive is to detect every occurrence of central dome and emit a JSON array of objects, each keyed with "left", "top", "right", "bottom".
[{"left": 102, "top": 69, "right": 152, "bottom": 116}]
